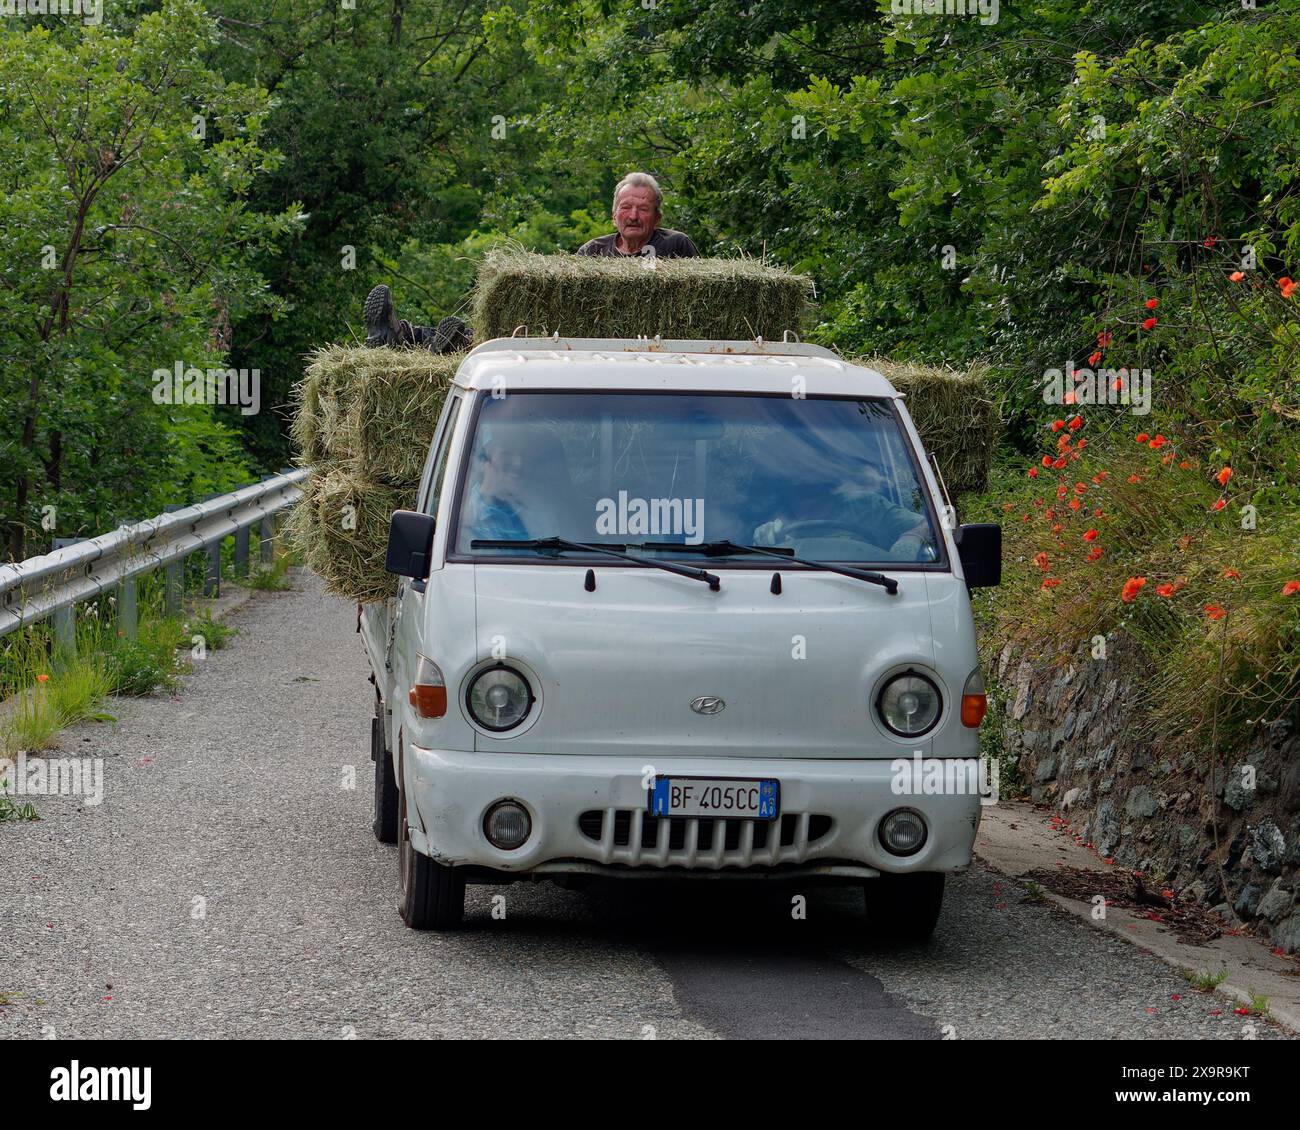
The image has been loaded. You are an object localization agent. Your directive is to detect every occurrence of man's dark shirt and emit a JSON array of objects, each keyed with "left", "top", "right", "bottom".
[{"left": 577, "top": 227, "right": 699, "bottom": 258}]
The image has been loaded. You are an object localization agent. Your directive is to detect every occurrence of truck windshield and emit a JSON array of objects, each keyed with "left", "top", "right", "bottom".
[{"left": 451, "top": 391, "right": 943, "bottom": 565}]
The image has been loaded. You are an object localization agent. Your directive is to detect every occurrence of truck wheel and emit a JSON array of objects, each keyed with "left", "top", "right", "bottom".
[
  {"left": 864, "top": 873, "right": 945, "bottom": 944},
  {"left": 371, "top": 711, "right": 398, "bottom": 844},
  {"left": 396, "top": 752, "right": 464, "bottom": 930}
]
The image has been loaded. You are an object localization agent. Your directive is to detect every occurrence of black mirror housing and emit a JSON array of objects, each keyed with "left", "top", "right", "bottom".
[
  {"left": 385, "top": 510, "right": 437, "bottom": 579},
  {"left": 956, "top": 523, "right": 1001, "bottom": 588}
]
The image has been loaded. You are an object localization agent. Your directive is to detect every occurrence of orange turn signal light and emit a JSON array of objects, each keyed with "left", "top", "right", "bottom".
[
  {"left": 409, "top": 655, "right": 448, "bottom": 719},
  {"left": 960, "top": 693, "right": 987, "bottom": 728}
]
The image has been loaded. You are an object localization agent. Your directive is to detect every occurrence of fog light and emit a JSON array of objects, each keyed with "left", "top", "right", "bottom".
[
  {"left": 484, "top": 800, "right": 531, "bottom": 850},
  {"left": 879, "top": 809, "right": 927, "bottom": 856}
]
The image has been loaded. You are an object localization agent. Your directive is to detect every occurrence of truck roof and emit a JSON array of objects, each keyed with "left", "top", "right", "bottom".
[{"left": 453, "top": 337, "right": 901, "bottom": 399}]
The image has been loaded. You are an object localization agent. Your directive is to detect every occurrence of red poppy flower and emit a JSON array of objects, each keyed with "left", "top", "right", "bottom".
[
  {"left": 1212, "top": 499, "right": 1226, "bottom": 511},
  {"left": 1027, "top": 467, "right": 1039, "bottom": 478},
  {"left": 1204, "top": 604, "right": 1226, "bottom": 620},
  {"left": 1074, "top": 482, "right": 1087, "bottom": 495},
  {"left": 1156, "top": 583, "right": 1177, "bottom": 598},
  {"left": 1051, "top": 419, "right": 1065, "bottom": 432},
  {"left": 1041, "top": 455, "right": 1053, "bottom": 467},
  {"left": 1203, "top": 237, "right": 1216, "bottom": 248},
  {"left": 1228, "top": 271, "right": 1244, "bottom": 282},
  {"left": 1144, "top": 298, "right": 1158, "bottom": 309},
  {"left": 1097, "top": 330, "right": 1112, "bottom": 348},
  {"left": 1041, "top": 578, "right": 1061, "bottom": 589},
  {"left": 1068, "top": 498, "right": 1081, "bottom": 511},
  {"left": 1283, "top": 580, "right": 1300, "bottom": 596},
  {"left": 1086, "top": 546, "right": 1103, "bottom": 561},
  {"left": 1076, "top": 438, "right": 1087, "bottom": 450},
  {"left": 1178, "top": 460, "right": 1192, "bottom": 470},
  {"left": 1052, "top": 456, "right": 1067, "bottom": 469},
  {"left": 1149, "top": 434, "right": 1167, "bottom": 448},
  {"left": 1092, "top": 472, "right": 1107, "bottom": 483},
  {"left": 1121, "top": 576, "right": 1146, "bottom": 602},
  {"left": 1127, "top": 474, "right": 1140, "bottom": 484},
  {"left": 1068, "top": 415, "right": 1083, "bottom": 430},
  {"left": 1222, "top": 568, "right": 1241, "bottom": 580},
  {"left": 1088, "top": 351, "right": 1102, "bottom": 366},
  {"left": 1083, "top": 529, "right": 1099, "bottom": 542},
  {"left": 1281, "top": 277, "right": 1297, "bottom": 298},
  {"left": 1034, "top": 552, "right": 1050, "bottom": 571},
  {"left": 1063, "top": 390, "right": 1077, "bottom": 404},
  {"left": 1058, "top": 434, "right": 1072, "bottom": 451},
  {"left": 1142, "top": 317, "right": 1157, "bottom": 330},
  {"left": 1051, "top": 523, "right": 1063, "bottom": 534},
  {"left": 1216, "top": 466, "right": 1232, "bottom": 486},
  {"left": 1112, "top": 377, "right": 1124, "bottom": 391},
  {"left": 1136, "top": 433, "right": 1149, "bottom": 443}
]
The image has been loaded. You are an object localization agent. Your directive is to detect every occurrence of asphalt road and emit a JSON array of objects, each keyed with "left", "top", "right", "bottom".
[{"left": 1, "top": 570, "right": 1291, "bottom": 1040}]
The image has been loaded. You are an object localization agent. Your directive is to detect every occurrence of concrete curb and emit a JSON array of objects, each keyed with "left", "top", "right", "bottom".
[{"left": 977, "top": 800, "right": 1300, "bottom": 1035}]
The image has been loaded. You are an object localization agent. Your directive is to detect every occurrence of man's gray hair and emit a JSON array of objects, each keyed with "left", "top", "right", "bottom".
[{"left": 612, "top": 172, "right": 662, "bottom": 214}]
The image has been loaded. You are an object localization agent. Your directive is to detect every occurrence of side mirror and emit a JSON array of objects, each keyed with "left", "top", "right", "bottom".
[
  {"left": 956, "top": 523, "right": 1001, "bottom": 588},
  {"left": 385, "top": 510, "right": 436, "bottom": 579}
]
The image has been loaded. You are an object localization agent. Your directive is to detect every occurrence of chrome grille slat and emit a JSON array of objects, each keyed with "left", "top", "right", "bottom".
[{"left": 579, "top": 809, "right": 830, "bottom": 870}]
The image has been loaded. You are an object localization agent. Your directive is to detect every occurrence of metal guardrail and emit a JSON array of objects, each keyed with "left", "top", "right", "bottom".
[{"left": 0, "top": 469, "right": 308, "bottom": 646}]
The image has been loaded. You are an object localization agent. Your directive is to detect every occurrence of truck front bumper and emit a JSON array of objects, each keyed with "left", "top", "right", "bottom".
[{"left": 405, "top": 745, "right": 983, "bottom": 879}]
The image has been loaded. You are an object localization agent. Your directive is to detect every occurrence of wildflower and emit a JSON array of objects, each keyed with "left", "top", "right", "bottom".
[
  {"left": 1051, "top": 523, "right": 1063, "bottom": 534},
  {"left": 1051, "top": 419, "right": 1065, "bottom": 432},
  {"left": 1121, "top": 576, "right": 1146, "bottom": 603},
  {"left": 1034, "top": 552, "right": 1050, "bottom": 571},
  {"left": 1283, "top": 581, "right": 1300, "bottom": 596},
  {"left": 1136, "top": 433, "right": 1149, "bottom": 444},
  {"left": 1228, "top": 271, "right": 1244, "bottom": 282},
  {"left": 1052, "top": 456, "right": 1067, "bottom": 469},
  {"left": 1144, "top": 298, "right": 1158, "bottom": 309},
  {"left": 1222, "top": 568, "right": 1241, "bottom": 580},
  {"left": 1074, "top": 482, "right": 1087, "bottom": 495},
  {"left": 1042, "top": 455, "right": 1053, "bottom": 467},
  {"left": 1041, "top": 578, "right": 1061, "bottom": 589},
  {"left": 1028, "top": 467, "right": 1039, "bottom": 478},
  {"left": 1149, "top": 434, "right": 1167, "bottom": 449},
  {"left": 1083, "top": 529, "right": 1099, "bottom": 542},
  {"left": 1178, "top": 461, "right": 1192, "bottom": 470},
  {"left": 1076, "top": 438, "right": 1087, "bottom": 449},
  {"left": 1097, "top": 330, "right": 1112, "bottom": 348},
  {"left": 1068, "top": 415, "right": 1083, "bottom": 430},
  {"left": 1127, "top": 474, "right": 1140, "bottom": 484},
  {"left": 1063, "top": 390, "right": 1077, "bottom": 404},
  {"left": 1203, "top": 237, "right": 1217, "bottom": 249},
  {"left": 1212, "top": 499, "right": 1226, "bottom": 511},
  {"left": 1142, "top": 316, "right": 1157, "bottom": 330},
  {"left": 1156, "top": 583, "right": 1177, "bottom": 598},
  {"left": 37, "top": 673, "right": 50, "bottom": 683},
  {"left": 1281, "top": 277, "right": 1297, "bottom": 299},
  {"left": 1216, "top": 466, "right": 1232, "bottom": 486},
  {"left": 1204, "top": 604, "right": 1226, "bottom": 620},
  {"left": 1086, "top": 546, "right": 1103, "bottom": 561},
  {"left": 1068, "top": 498, "right": 1081, "bottom": 511},
  {"left": 1088, "top": 351, "right": 1102, "bottom": 366}
]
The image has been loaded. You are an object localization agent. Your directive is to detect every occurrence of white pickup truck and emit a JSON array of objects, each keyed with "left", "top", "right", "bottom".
[{"left": 361, "top": 336, "right": 1001, "bottom": 940}]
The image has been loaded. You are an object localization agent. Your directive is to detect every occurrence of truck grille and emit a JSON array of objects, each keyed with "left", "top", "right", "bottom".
[{"left": 577, "top": 809, "right": 832, "bottom": 869}]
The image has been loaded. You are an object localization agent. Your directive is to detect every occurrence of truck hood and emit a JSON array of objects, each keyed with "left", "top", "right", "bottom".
[{"left": 469, "top": 563, "right": 952, "bottom": 760}]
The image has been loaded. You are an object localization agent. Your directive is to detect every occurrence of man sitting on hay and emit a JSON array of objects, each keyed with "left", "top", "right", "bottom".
[{"left": 361, "top": 172, "right": 698, "bottom": 351}]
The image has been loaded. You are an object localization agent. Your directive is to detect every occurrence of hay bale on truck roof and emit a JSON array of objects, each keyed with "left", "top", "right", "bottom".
[
  {"left": 852, "top": 356, "right": 998, "bottom": 496},
  {"left": 471, "top": 248, "right": 814, "bottom": 342}
]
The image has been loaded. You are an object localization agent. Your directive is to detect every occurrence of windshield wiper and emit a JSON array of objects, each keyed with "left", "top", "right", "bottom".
[
  {"left": 470, "top": 536, "right": 721, "bottom": 590},
  {"left": 637, "top": 540, "right": 898, "bottom": 595}
]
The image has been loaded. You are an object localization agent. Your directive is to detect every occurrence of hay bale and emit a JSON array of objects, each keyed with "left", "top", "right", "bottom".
[
  {"left": 289, "top": 467, "right": 417, "bottom": 603},
  {"left": 853, "top": 357, "right": 999, "bottom": 495},
  {"left": 336, "top": 348, "right": 461, "bottom": 485},
  {"left": 472, "top": 248, "right": 813, "bottom": 341}
]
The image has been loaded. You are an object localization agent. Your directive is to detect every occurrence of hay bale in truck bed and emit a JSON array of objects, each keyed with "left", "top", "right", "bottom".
[
  {"left": 850, "top": 356, "right": 999, "bottom": 495},
  {"left": 471, "top": 249, "right": 814, "bottom": 342}
]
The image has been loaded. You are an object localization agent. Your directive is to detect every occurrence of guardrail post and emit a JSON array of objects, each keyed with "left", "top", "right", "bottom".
[
  {"left": 50, "top": 537, "right": 83, "bottom": 663},
  {"left": 234, "top": 526, "right": 250, "bottom": 578},
  {"left": 165, "top": 561, "right": 183, "bottom": 616},
  {"left": 260, "top": 512, "right": 277, "bottom": 564},
  {"left": 204, "top": 542, "right": 221, "bottom": 598},
  {"left": 117, "top": 575, "right": 138, "bottom": 639}
]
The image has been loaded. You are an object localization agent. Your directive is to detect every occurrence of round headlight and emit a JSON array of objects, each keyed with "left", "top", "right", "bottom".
[
  {"left": 877, "top": 671, "right": 942, "bottom": 737},
  {"left": 879, "top": 809, "right": 927, "bottom": 856},
  {"left": 467, "top": 666, "right": 533, "bottom": 731}
]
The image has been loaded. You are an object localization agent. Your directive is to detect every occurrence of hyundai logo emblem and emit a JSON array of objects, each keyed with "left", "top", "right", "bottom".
[{"left": 690, "top": 696, "right": 725, "bottom": 715}]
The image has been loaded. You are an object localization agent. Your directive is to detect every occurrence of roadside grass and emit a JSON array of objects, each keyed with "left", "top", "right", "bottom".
[
  {"left": 184, "top": 607, "right": 237, "bottom": 652},
  {"left": 1184, "top": 967, "right": 1229, "bottom": 992},
  {"left": 245, "top": 551, "right": 292, "bottom": 592}
]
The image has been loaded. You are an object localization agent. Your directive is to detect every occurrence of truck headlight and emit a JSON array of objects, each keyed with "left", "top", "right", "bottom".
[
  {"left": 876, "top": 671, "right": 942, "bottom": 737},
  {"left": 466, "top": 666, "right": 533, "bottom": 731}
]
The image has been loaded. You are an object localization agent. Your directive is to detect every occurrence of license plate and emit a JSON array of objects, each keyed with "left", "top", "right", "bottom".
[{"left": 649, "top": 777, "right": 779, "bottom": 820}]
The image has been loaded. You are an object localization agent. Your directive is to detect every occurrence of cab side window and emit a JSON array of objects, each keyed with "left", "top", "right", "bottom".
[{"left": 421, "top": 394, "right": 463, "bottom": 520}]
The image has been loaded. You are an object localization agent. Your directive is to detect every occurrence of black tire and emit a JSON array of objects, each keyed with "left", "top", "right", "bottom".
[
  {"left": 371, "top": 709, "right": 398, "bottom": 845},
  {"left": 864, "top": 872, "right": 945, "bottom": 944},
  {"left": 396, "top": 746, "right": 465, "bottom": 930}
]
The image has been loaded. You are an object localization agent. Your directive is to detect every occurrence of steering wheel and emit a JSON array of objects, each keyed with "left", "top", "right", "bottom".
[{"left": 775, "top": 519, "right": 868, "bottom": 540}]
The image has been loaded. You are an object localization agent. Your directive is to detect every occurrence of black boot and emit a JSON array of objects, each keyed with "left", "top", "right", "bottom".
[
  {"left": 421, "top": 315, "right": 472, "bottom": 354},
  {"left": 362, "top": 284, "right": 414, "bottom": 348}
]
